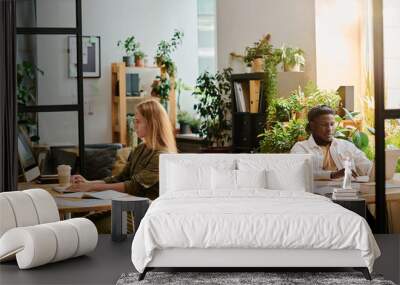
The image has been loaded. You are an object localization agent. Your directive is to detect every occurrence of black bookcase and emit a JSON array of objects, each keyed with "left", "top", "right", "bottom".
[{"left": 230, "top": 73, "right": 267, "bottom": 153}]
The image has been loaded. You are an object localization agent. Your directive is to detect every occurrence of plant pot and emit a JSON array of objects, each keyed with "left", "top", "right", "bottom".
[
  {"left": 179, "top": 123, "right": 192, "bottom": 134},
  {"left": 251, "top": 58, "right": 264, "bottom": 72},
  {"left": 123, "top": 56, "right": 134, "bottom": 67},
  {"left": 135, "top": 56, "right": 144, "bottom": 67},
  {"left": 155, "top": 56, "right": 163, "bottom": 67},
  {"left": 245, "top": 66, "right": 252, "bottom": 73},
  {"left": 160, "top": 66, "right": 167, "bottom": 77},
  {"left": 295, "top": 109, "right": 308, "bottom": 120},
  {"left": 190, "top": 126, "right": 199, "bottom": 134},
  {"left": 284, "top": 63, "right": 301, "bottom": 72}
]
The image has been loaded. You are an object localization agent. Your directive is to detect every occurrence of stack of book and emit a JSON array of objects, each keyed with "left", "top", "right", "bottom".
[{"left": 332, "top": 188, "right": 360, "bottom": 200}]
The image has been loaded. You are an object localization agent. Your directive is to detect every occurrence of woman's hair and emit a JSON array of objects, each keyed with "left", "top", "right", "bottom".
[
  {"left": 306, "top": 105, "right": 335, "bottom": 133},
  {"left": 135, "top": 99, "right": 177, "bottom": 153}
]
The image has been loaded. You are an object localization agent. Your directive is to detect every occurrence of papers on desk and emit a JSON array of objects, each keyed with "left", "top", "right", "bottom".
[
  {"left": 359, "top": 181, "right": 400, "bottom": 191},
  {"left": 55, "top": 197, "right": 111, "bottom": 208},
  {"left": 58, "top": 190, "right": 130, "bottom": 200}
]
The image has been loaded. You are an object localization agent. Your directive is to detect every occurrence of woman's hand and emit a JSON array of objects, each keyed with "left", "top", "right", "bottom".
[
  {"left": 70, "top": 175, "right": 88, "bottom": 184},
  {"left": 67, "top": 182, "right": 94, "bottom": 192}
]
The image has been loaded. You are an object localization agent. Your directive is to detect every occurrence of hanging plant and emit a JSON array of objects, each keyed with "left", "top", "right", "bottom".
[
  {"left": 263, "top": 48, "right": 282, "bottom": 116},
  {"left": 280, "top": 45, "right": 305, "bottom": 72},
  {"left": 151, "top": 75, "right": 171, "bottom": 104},
  {"left": 154, "top": 30, "right": 184, "bottom": 78}
]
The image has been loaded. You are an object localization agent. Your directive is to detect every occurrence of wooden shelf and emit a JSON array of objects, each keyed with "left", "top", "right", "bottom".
[{"left": 111, "top": 62, "right": 176, "bottom": 145}]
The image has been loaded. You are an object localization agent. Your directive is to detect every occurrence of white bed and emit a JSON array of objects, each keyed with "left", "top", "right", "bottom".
[{"left": 131, "top": 154, "right": 380, "bottom": 280}]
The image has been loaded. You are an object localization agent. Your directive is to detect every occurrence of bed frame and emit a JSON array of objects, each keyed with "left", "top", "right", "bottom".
[
  {"left": 138, "top": 154, "right": 372, "bottom": 281},
  {"left": 139, "top": 248, "right": 371, "bottom": 280}
]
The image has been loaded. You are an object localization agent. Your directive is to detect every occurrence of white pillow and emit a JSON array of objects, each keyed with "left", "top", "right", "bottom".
[
  {"left": 212, "top": 169, "right": 237, "bottom": 190},
  {"left": 168, "top": 163, "right": 212, "bottom": 191},
  {"left": 236, "top": 169, "right": 267, "bottom": 188},
  {"left": 266, "top": 167, "right": 306, "bottom": 191},
  {"left": 211, "top": 169, "right": 267, "bottom": 190},
  {"left": 237, "top": 158, "right": 308, "bottom": 191}
]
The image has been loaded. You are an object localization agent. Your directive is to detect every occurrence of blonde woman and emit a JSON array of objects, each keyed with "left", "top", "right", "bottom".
[{"left": 69, "top": 99, "right": 177, "bottom": 200}]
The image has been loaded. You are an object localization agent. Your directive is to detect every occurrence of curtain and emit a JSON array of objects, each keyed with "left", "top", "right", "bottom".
[{"left": 0, "top": 0, "right": 18, "bottom": 192}]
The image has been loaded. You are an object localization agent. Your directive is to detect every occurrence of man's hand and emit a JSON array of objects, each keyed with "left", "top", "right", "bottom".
[
  {"left": 330, "top": 169, "right": 358, "bottom": 179},
  {"left": 70, "top": 175, "right": 88, "bottom": 184},
  {"left": 67, "top": 182, "right": 93, "bottom": 192}
]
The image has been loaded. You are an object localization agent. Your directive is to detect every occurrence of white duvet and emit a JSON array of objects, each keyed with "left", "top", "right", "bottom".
[{"left": 131, "top": 190, "right": 380, "bottom": 273}]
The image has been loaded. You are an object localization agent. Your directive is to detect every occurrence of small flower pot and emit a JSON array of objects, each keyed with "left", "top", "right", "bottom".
[
  {"left": 123, "top": 56, "right": 134, "bottom": 67},
  {"left": 179, "top": 123, "right": 192, "bottom": 134},
  {"left": 251, "top": 58, "right": 264, "bottom": 72},
  {"left": 135, "top": 56, "right": 144, "bottom": 67},
  {"left": 283, "top": 63, "right": 301, "bottom": 72}
]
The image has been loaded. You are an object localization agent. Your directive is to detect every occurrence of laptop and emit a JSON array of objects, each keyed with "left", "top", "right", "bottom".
[
  {"left": 368, "top": 149, "right": 400, "bottom": 182},
  {"left": 17, "top": 129, "right": 58, "bottom": 184}
]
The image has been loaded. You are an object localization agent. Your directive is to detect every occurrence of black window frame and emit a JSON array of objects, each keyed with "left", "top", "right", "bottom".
[
  {"left": 16, "top": 0, "right": 86, "bottom": 175},
  {"left": 373, "top": 0, "right": 400, "bottom": 233}
]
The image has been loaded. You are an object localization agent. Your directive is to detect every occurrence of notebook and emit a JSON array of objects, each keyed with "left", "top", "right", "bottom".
[{"left": 57, "top": 190, "right": 130, "bottom": 200}]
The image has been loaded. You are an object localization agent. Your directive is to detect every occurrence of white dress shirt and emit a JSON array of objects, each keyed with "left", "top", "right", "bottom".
[{"left": 291, "top": 135, "right": 373, "bottom": 180}]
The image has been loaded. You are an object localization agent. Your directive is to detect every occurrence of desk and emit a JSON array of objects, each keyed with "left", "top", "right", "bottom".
[
  {"left": 358, "top": 180, "right": 400, "bottom": 234},
  {"left": 18, "top": 182, "right": 111, "bottom": 219},
  {"left": 314, "top": 176, "right": 400, "bottom": 233},
  {"left": 176, "top": 134, "right": 205, "bottom": 153}
]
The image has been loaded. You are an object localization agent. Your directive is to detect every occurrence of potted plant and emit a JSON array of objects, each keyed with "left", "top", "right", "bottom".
[
  {"left": 134, "top": 50, "right": 146, "bottom": 67},
  {"left": 281, "top": 45, "right": 305, "bottom": 72},
  {"left": 151, "top": 75, "right": 171, "bottom": 110},
  {"left": 17, "top": 61, "right": 44, "bottom": 143},
  {"left": 335, "top": 108, "right": 370, "bottom": 150},
  {"left": 244, "top": 34, "right": 273, "bottom": 72},
  {"left": 189, "top": 117, "right": 201, "bottom": 134},
  {"left": 154, "top": 30, "right": 184, "bottom": 77},
  {"left": 192, "top": 68, "right": 232, "bottom": 150},
  {"left": 117, "top": 36, "right": 140, "bottom": 66},
  {"left": 259, "top": 119, "right": 308, "bottom": 153},
  {"left": 177, "top": 111, "right": 193, "bottom": 134}
]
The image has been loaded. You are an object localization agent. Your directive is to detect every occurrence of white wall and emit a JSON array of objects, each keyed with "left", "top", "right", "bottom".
[
  {"left": 217, "top": 0, "right": 317, "bottom": 97},
  {"left": 35, "top": 0, "right": 198, "bottom": 145},
  {"left": 315, "top": 0, "right": 363, "bottom": 111},
  {"left": 384, "top": 0, "right": 400, "bottom": 109}
]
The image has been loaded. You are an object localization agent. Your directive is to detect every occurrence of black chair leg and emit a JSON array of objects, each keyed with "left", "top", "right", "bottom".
[
  {"left": 138, "top": 268, "right": 148, "bottom": 281},
  {"left": 354, "top": 267, "right": 372, "bottom": 280}
]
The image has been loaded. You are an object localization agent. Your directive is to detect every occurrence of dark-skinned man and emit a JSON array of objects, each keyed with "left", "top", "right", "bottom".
[{"left": 291, "top": 105, "right": 373, "bottom": 180}]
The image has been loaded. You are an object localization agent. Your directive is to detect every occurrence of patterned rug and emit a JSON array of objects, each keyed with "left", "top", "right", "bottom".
[{"left": 116, "top": 271, "right": 396, "bottom": 285}]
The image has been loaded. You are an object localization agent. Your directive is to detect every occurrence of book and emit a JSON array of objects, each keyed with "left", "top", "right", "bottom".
[
  {"left": 57, "top": 190, "right": 130, "bottom": 200},
  {"left": 332, "top": 192, "right": 359, "bottom": 196},
  {"left": 234, "top": 82, "right": 246, "bottom": 112},
  {"left": 333, "top": 188, "right": 359, "bottom": 193}
]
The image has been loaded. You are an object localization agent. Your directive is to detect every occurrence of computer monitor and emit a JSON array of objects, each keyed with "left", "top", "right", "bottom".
[{"left": 17, "top": 130, "right": 40, "bottom": 182}]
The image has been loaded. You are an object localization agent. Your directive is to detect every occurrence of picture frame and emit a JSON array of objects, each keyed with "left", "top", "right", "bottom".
[{"left": 68, "top": 36, "right": 101, "bottom": 78}]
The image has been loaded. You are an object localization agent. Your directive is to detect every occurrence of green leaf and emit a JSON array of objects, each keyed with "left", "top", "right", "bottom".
[
  {"left": 352, "top": 131, "right": 369, "bottom": 150},
  {"left": 343, "top": 107, "right": 354, "bottom": 120}
]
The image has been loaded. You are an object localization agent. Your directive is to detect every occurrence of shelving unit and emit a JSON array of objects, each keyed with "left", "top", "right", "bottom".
[
  {"left": 230, "top": 73, "right": 266, "bottom": 153},
  {"left": 111, "top": 62, "right": 176, "bottom": 145}
]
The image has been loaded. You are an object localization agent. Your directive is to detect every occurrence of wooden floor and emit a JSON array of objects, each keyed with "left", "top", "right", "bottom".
[{"left": 0, "top": 235, "right": 399, "bottom": 285}]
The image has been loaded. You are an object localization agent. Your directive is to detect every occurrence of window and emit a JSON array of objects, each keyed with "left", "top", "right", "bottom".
[{"left": 197, "top": 0, "right": 216, "bottom": 74}]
